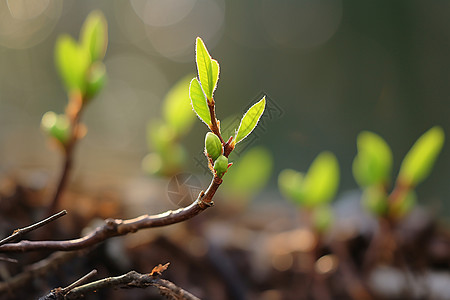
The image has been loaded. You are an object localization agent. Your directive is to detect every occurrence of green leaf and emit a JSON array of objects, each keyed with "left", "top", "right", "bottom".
[
  {"left": 223, "top": 147, "right": 273, "bottom": 199},
  {"left": 163, "top": 75, "right": 196, "bottom": 135},
  {"left": 189, "top": 78, "right": 211, "bottom": 126},
  {"left": 278, "top": 169, "right": 305, "bottom": 204},
  {"left": 235, "top": 97, "right": 266, "bottom": 143},
  {"left": 352, "top": 131, "right": 393, "bottom": 187},
  {"left": 85, "top": 62, "right": 107, "bottom": 100},
  {"left": 303, "top": 151, "right": 340, "bottom": 207},
  {"left": 195, "top": 37, "right": 218, "bottom": 99},
  {"left": 398, "top": 126, "right": 445, "bottom": 186},
  {"left": 80, "top": 10, "right": 108, "bottom": 62},
  {"left": 55, "top": 35, "right": 90, "bottom": 93},
  {"left": 211, "top": 59, "right": 220, "bottom": 96}
]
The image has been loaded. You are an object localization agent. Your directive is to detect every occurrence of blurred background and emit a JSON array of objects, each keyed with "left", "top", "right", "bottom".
[{"left": 0, "top": 0, "right": 449, "bottom": 215}]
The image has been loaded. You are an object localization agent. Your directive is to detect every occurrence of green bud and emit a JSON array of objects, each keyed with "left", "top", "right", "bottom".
[
  {"left": 85, "top": 62, "right": 106, "bottom": 101},
  {"left": 361, "top": 186, "right": 388, "bottom": 216},
  {"left": 205, "top": 132, "right": 222, "bottom": 161},
  {"left": 214, "top": 155, "right": 228, "bottom": 178},
  {"left": 41, "top": 111, "right": 71, "bottom": 145}
]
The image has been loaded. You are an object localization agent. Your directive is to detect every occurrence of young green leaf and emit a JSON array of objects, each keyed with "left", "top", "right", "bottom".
[
  {"left": 163, "top": 75, "right": 196, "bottom": 136},
  {"left": 196, "top": 37, "right": 219, "bottom": 99},
  {"left": 80, "top": 10, "right": 108, "bottom": 62},
  {"left": 85, "top": 62, "right": 107, "bottom": 100},
  {"left": 352, "top": 131, "right": 393, "bottom": 187},
  {"left": 189, "top": 78, "right": 211, "bottom": 126},
  {"left": 398, "top": 126, "right": 445, "bottom": 186},
  {"left": 303, "top": 151, "right": 340, "bottom": 207},
  {"left": 235, "top": 97, "right": 266, "bottom": 143},
  {"left": 55, "top": 35, "right": 90, "bottom": 93},
  {"left": 278, "top": 169, "right": 305, "bottom": 204}
]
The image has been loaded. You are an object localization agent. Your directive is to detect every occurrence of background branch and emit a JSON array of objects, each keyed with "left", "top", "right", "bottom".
[
  {"left": 0, "top": 250, "right": 86, "bottom": 294},
  {"left": 38, "top": 266, "right": 200, "bottom": 300},
  {"left": 0, "top": 210, "right": 67, "bottom": 247}
]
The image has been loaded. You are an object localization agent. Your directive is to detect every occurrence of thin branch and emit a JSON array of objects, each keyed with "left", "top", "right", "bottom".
[
  {"left": 38, "top": 269, "right": 98, "bottom": 300},
  {"left": 0, "top": 177, "right": 222, "bottom": 253},
  {"left": 63, "top": 270, "right": 200, "bottom": 300},
  {"left": 0, "top": 210, "right": 67, "bottom": 247},
  {"left": 48, "top": 92, "right": 84, "bottom": 215},
  {"left": 60, "top": 269, "right": 98, "bottom": 294},
  {"left": 0, "top": 251, "right": 85, "bottom": 294},
  {"left": 0, "top": 256, "right": 18, "bottom": 263}
]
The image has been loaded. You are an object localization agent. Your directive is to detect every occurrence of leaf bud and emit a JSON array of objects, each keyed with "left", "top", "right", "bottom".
[
  {"left": 214, "top": 155, "right": 228, "bottom": 178},
  {"left": 205, "top": 132, "right": 222, "bottom": 161}
]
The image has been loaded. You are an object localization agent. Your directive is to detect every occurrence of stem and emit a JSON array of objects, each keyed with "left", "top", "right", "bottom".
[
  {"left": 64, "top": 271, "right": 200, "bottom": 300},
  {"left": 0, "top": 210, "right": 67, "bottom": 247},
  {"left": 208, "top": 99, "right": 224, "bottom": 143},
  {"left": 48, "top": 92, "right": 84, "bottom": 215},
  {"left": 0, "top": 177, "right": 221, "bottom": 253}
]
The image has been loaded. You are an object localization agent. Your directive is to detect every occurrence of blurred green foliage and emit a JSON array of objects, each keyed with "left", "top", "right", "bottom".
[
  {"left": 55, "top": 10, "right": 107, "bottom": 100},
  {"left": 278, "top": 151, "right": 340, "bottom": 232},
  {"left": 398, "top": 126, "right": 445, "bottom": 187},
  {"left": 353, "top": 131, "right": 393, "bottom": 187},
  {"left": 142, "top": 75, "right": 194, "bottom": 177},
  {"left": 41, "top": 11, "right": 108, "bottom": 149},
  {"left": 353, "top": 126, "right": 444, "bottom": 219}
]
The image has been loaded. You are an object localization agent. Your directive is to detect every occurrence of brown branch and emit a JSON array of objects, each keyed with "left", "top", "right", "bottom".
[
  {"left": 62, "top": 270, "right": 201, "bottom": 300},
  {"left": 0, "top": 210, "right": 67, "bottom": 247},
  {"left": 0, "top": 250, "right": 85, "bottom": 294},
  {"left": 0, "top": 256, "right": 17, "bottom": 263},
  {"left": 0, "top": 177, "right": 222, "bottom": 253},
  {"left": 48, "top": 92, "right": 84, "bottom": 215}
]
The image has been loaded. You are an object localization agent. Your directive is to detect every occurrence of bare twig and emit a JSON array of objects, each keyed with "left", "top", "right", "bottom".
[
  {"left": 38, "top": 269, "right": 98, "bottom": 300},
  {"left": 64, "top": 270, "right": 200, "bottom": 300},
  {"left": 39, "top": 263, "right": 199, "bottom": 300},
  {"left": 0, "top": 177, "right": 222, "bottom": 253},
  {"left": 0, "top": 256, "right": 18, "bottom": 263},
  {"left": 0, "top": 210, "right": 67, "bottom": 247},
  {"left": 48, "top": 93, "right": 84, "bottom": 215},
  {"left": 0, "top": 250, "right": 85, "bottom": 294},
  {"left": 60, "top": 269, "right": 98, "bottom": 294}
]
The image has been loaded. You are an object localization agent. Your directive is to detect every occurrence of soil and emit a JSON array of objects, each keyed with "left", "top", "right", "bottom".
[{"left": 1, "top": 173, "right": 450, "bottom": 300}]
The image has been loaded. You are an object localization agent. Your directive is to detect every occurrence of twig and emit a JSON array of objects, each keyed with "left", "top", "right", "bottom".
[
  {"left": 0, "top": 177, "right": 222, "bottom": 253},
  {"left": 0, "top": 250, "right": 85, "bottom": 294},
  {"left": 38, "top": 269, "right": 98, "bottom": 300},
  {"left": 60, "top": 269, "right": 98, "bottom": 294},
  {"left": 63, "top": 270, "right": 200, "bottom": 300},
  {"left": 48, "top": 93, "right": 84, "bottom": 215},
  {"left": 0, "top": 210, "right": 67, "bottom": 247},
  {"left": 0, "top": 256, "right": 18, "bottom": 263}
]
